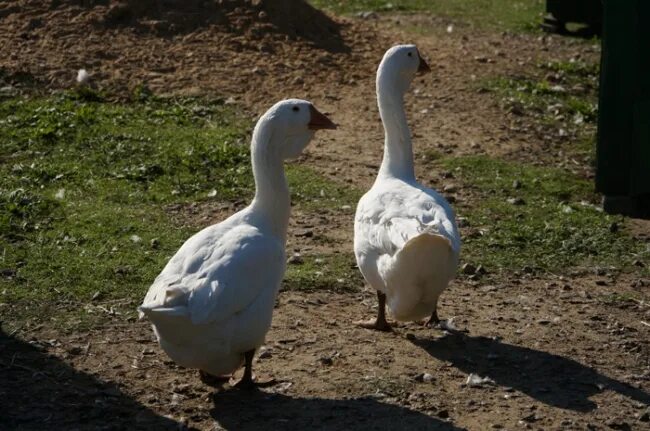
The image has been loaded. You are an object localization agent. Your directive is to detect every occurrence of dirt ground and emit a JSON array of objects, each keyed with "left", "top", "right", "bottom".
[{"left": 1, "top": 1, "right": 649, "bottom": 430}]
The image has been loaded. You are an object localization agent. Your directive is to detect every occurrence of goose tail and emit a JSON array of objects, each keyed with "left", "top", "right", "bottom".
[{"left": 383, "top": 232, "right": 457, "bottom": 321}]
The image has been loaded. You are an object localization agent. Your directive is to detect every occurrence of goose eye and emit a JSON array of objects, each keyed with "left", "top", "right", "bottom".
[{"left": 292, "top": 106, "right": 300, "bottom": 112}]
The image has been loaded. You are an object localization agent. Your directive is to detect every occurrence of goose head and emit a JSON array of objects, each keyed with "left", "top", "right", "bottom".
[
  {"left": 377, "top": 44, "right": 430, "bottom": 95},
  {"left": 256, "top": 99, "right": 336, "bottom": 160}
]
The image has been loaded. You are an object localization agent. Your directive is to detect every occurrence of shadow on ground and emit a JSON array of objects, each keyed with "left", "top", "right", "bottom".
[
  {"left": 412, "top": 333, "right": 650, "bottom": 412},
  {"left": 211, "top": 389, "right": 464, "bottom": 431},
  {"left": 0, "top": 325, "right": 179, "bottom": 430}
]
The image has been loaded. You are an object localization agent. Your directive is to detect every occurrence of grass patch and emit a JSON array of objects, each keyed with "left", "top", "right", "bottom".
[
  {"left": 484, "top": 75, "right": 598, "bottom": 123},
  {"left": 311, "top": 0, "right": 544, "bottom": 31},
  {"left": 283, "top": 253, "right": 362, "bottom": 293},
  {"left": 0, "top": 92, "right": 359, "bottom": 325},
  {"left": 288, "top": 166, "right": 362, "bottom": 210},
  {"left": 481, "top": 59, "right": 599, "bottom": 163},
  {"left": 439, "top": 155, "right": 649, "bottom": 275}
]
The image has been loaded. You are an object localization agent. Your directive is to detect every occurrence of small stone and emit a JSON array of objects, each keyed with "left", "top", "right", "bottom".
[
  {"left": 258, "top": 348, "right": 273, "bottom": 359},
  {"left": 150, "top": 238, "right": 160, "bottom": 249},
  {"left": 287, "top": 253, "right": 303, "bottom": 265},
  {"left": 443, "top": 184, "right": 457, "bottom": 193},
  {"left": 461, "top": 263, "right": 477, "bottom": 275},
  {"left": 521, "top": 413, "right": 539, "bottom": 423},
  {"left": 638, "top": 409, "right": 650, "bottom": 422},
  {"left": 319, "top": 355, "right": 333, "bottom": 366},
  {"left": 130, "top": 235, "right": 142, "bottom": 243},
  {"left": 510, "top": 103, "right": 525, "bottom": 116},
  {"left": 507, "top": 197, "right": 526, "bottom": 205},
  {"left": 465, "top": 373, "right": 495, "bottom": 387},
  {"left": 357, "top": 11, "right": 378, "bottom": 19},
  {"left": 605, "top": 419, "right": 630, "bottom": 430},
  {"left": 414, "top": 372, "right": 435, "bottom": 383},
  {"left": 68, "top": 346, "right": 83, "bottom": 355}
]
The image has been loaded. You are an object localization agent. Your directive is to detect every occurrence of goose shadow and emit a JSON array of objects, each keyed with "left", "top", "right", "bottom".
[
  {"left": 210, "top": 389, "right": 465, "bottom": 431},
  {"left": 0, "top": 325, "right": 180, "bottom": 430},
  {"left": 411, "top": 333, "right": 650, "bottom": 412}
]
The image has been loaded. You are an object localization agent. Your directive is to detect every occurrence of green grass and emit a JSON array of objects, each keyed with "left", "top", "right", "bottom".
[
  {"left": 0, "top": 92, "right": 359, "bottom": 325},
  {"left": 481, "top": 59, "right": 600, "bottom": 162},
  {"left": 438, "top": 155, "right": 649, "bottom": 275},
  {"left": 311, "top": 0, "right": 544, "bottom": 31},
  {"left": 284, "top": 253, "right": 362, "bottom": 293}
]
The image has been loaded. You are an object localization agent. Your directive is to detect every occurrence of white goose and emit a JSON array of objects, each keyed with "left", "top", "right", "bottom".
[
  {"left": 354, "top": 45, "right": 460, "bottom": 331},
  {"left": 139, "top": 99, "right": 336, "bottom": 387}
]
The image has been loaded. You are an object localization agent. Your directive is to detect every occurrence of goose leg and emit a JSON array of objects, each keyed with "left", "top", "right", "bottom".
[
  {"left": 356, "top": 291, "right": 392, "bottom": 331},
  {"left": 425, "top": 309, "right": 440, "bottom": 327},
  {"left": 234, "top": 349, "right": 256, "bottom": 390}
]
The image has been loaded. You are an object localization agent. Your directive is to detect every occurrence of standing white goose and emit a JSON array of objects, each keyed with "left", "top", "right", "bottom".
[
  {"left": 139, "top": 99, "right": 336, "bottom": 387},
  {"left": 354, "top": 45, "right": 460, "bottom": 331}
]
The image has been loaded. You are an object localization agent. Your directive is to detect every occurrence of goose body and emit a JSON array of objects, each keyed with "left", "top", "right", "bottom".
[
  {"left": 139, "top": 99, "right": 336, "bottom": 384},
  {"left": 354, "top": 45, "right": 460, "bottom": 329}
]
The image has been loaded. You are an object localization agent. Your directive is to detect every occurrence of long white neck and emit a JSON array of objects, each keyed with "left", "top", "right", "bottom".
[
  {"left": 376, "top": 75, "right": 416, "bottom": 182},
  {"left": 249, "top": 120, "right": 290, "bottom": 240}
]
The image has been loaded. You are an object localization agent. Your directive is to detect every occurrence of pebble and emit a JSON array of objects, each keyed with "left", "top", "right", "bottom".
[
  {"left": 507, "top": 197, "right": 526, "bottom": 205},
  {"left": 287, "top": 253, "right": 303, "bottom": 265},
  {"left": 415, "top": 372, "right": 435, "bottom": 383},
  {"left": 461, "top": 263, "right": 477, "bottom": 275}
]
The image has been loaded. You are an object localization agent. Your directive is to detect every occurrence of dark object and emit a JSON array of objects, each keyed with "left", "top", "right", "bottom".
[
  {"left": 596, "top": 1, "right": 650, "bottom": 219},
  {"left": 542, "top": 0, "right": 603, "bottom": 36}
]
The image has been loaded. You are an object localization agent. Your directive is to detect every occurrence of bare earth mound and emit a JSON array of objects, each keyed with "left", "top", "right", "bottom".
[{"left": 0, "top": 0, "right": 384, "bottom": 103}]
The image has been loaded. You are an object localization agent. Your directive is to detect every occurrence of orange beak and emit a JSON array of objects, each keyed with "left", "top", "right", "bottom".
[
  {"left": 417, "top": 49, "right": 431, "bottom": 74},
  {"left": 308, "top": 105, "right": 337, "bottom": 130}
]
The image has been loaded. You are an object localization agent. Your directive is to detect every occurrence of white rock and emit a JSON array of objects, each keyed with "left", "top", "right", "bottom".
[
  {"left": 466, "top": 373, "right": 495, "bottom": 387},
  {"left": 77, "top": 69, "right": 90, "bottom": 84}
]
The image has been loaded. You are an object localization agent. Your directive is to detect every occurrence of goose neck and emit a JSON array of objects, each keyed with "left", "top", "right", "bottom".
[
  {"left": 249, "top": 123, "right": 290, "bottom": 240},
  {"left": 376, "top": 85, "right": 415, "bottom": 182}
]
